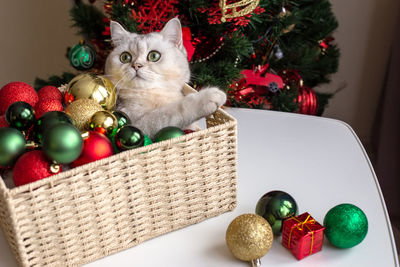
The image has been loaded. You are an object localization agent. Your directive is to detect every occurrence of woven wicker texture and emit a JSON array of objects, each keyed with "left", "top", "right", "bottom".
[{"left": 0, "top": 102, "right": 237, "bottom": 266}]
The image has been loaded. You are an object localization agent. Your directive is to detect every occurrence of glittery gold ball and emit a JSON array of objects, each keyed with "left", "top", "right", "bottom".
[
  {"left": 66, "top": 73, "right": 117, "bottom": 110},
  {"left": 226, "top": 214, "right": 273, "bottom": 262},
  {"left": 65, "top": 99, "right": 104, "bottom": 131}
]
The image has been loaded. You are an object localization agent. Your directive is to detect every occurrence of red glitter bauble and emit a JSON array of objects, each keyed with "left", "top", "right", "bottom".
[
  {"left": 297, "top": 86, "right": 318, "bottom": 115},
  {"left": 34, "top": 99, "right": 64, "bottom": 118},
  {"left": 183, "top": 129, "right": 195, "bottom": 134},
  {"left": 0, "top": 82, "right": 39, "bottom": 115},
  {"left": 0, "top": 116, "right": 8, "bottom": 128},
  {"left": 72, "top": 131, "right": 114, "bottom": 167},
  {"left": 38, "top": 86, "right": 63, "bottom": 102},
  {"left": 13, "top": 150, "right": 61, "bottom": 187}
]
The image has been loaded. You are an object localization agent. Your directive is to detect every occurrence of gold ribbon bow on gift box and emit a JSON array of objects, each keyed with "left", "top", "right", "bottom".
[{"left": 287, "top": 214, "right": 316, "bottom": 255}]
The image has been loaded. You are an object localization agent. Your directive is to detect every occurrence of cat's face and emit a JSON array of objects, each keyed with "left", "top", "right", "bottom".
[{"left": 105, "top": 18, "right": 190, "bottom": 92}]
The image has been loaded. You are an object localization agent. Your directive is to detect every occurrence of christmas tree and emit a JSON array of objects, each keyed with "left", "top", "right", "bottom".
[{"left": 35, "top": 0, "right": 339, "bottom": 115}]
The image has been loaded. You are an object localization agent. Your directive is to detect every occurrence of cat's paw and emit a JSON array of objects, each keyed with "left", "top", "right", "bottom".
[{"left": 197, "top": 87, "right": 227, "bottom": 116}]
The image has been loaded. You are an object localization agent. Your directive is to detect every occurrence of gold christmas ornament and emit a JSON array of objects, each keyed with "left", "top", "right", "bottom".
[
  {"left": 65, "top": 99, "right": 104, "bottom": 131},
  {"left": 219, "top": 0, "right": 260, "bottom": 22},
  {"left": 65, "top": 73, "right": 117, "bottom": 110},
  {"left": 88, "top": 110, "right": 118, "bottom": 136},
  {"left": 226, "top": 214, "right": 273, "bottom": 265},
  {"left": 278, "top": 7, "right": 295, "bottom": 34}
]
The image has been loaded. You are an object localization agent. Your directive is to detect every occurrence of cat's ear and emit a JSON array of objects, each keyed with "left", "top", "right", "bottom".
[
  {"left": 160, "top": 18, "right": 183, "bottom": 49},
  {"left": 110, "top": 21, "right": 130, "bottom": 46}
]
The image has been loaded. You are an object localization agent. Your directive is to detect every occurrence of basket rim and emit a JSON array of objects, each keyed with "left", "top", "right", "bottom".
[{"left": 0, "top": 107, "right": 236, "bottom": 196}]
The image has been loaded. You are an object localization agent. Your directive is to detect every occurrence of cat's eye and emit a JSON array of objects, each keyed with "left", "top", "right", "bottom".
[
  {"left": 147, "top": 51, "right": 161, "bottom": 62},
  {"left": 120, "top": 52, "right": 132, "bottom": 63}
]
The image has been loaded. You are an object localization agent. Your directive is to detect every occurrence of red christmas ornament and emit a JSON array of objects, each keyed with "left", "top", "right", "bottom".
[
  {"left": 183, "top": 129, "right": 195, "bottom": 134},
  {"left": 297, "top": 86, "right": 318, "bottom": 115},
  {"left": 34, "top": 99, "right": 64, "bottom": 119},
  {"left": 0, "top": 82, "right": 39, "bottom": 115},
  {"left": 0, "top": 116, "right": 8, "bottom": 128},
  {"left": 13, "top": 150, "right": 61, "bottom": 187},
  {"left": 72, "top": 131, "right": 114, "bottom": 167},
  {"left": 278, "top": 70, "right": 318, "bottom": 115},
  {"left": 38, "top": 86, "right": 63, "bottom": 102}
]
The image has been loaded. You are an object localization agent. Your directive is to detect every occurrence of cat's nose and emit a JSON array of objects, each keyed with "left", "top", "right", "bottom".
[{"left": 133, "top": 63, "right": 143, "bottom": 70}]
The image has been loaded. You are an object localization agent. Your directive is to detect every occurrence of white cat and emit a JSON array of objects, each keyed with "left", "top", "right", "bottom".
[{"left": 105, "top": 18, "right": 226, "bottom": 138}]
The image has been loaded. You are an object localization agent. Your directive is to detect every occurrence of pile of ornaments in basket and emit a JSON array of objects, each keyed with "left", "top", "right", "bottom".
[
  {"left": 0, "top": 73, "right": 188, "bottom": 187},
  {"left": 225, "top": 190, "right": 368, "bottom": 266}
]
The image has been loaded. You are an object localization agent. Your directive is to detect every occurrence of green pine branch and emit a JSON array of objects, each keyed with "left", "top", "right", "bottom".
[{"left": 70, "top": 1, "right": 106, "bottom": 40}]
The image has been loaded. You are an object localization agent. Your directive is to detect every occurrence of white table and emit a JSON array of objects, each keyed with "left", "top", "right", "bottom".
[{"left": 0, "top": 108, "right": 398, "bottom": 266}]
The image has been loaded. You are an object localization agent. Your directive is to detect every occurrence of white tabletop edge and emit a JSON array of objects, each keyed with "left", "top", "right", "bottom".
[{"left": 338, "top": 117, "right": 399, "bottom": 266}]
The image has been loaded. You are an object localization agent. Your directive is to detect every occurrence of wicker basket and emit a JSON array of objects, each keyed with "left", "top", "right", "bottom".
[{"left": 0, "top": 85, "right": 237, "bottom": 266}]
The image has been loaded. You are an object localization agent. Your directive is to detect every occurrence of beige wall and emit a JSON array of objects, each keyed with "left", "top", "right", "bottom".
[
  {"left": 322, "top": 0, "right": 399, "bottom": 142},
  {"left": 0, "top": 1, "right": 398, "bottom": 143},
  {"left": 0, "top": 1, "right": 79, "bottom": 85}
]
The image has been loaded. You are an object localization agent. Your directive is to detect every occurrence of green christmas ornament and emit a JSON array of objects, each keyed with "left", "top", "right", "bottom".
[
  {"left": 69, "top": 41, "right": 96, "bottom": 70},
  {"left": 154, "top": 126, "right": 185, "bottom": 142},
  {"left": 0, "top": 127, "right": 26, "bottom": 167},
  {"left": 324, "top": 203, "right": 368, "bottom": 248},
  {"left": 42, "top": 123, "right": 83, "bottom": 164},
  {"left": 144, "top": 134, "right": 153, "bottom": 146},
  {"left": 34, "top": 111, "right": 72, "bottom": 143},
  {"left": 110, "top": 129, "right": 151, "bottom": 153},
  {"left": 255, "top": 190, "right": 298, "bottom": 235},
  {"left": 5, "top": 101, "right": 35, "bottom": 131},
  {"left": 108, "top": 131, "right": 119, "bottom": 154},
  {"left": 113, "top": 110, "right": 131, "bottom": 129},
  {"left": 115, "top": 125, "right": 144, "bottom": 151}
]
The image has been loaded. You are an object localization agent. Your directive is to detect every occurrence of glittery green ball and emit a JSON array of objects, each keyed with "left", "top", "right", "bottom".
[
  {"left": 154, "top": 126, "right": 185, "bottom": 142},
  {"left": 324, "top": 203, "right": 368, "bottom": 248},
  {"left": 5, "top": 101, "right": 35, "bottom": 131},
  {"left": 255, "top": 190, "right": 298, "bottom": 235},
  {"left": 42, "top": 123, "right": 83, "bottom": 164},
  {"left": 68, "top": 42, "right": 96, "bottom": 70},
  {"left": 0, "top": 127, "right": 26, "bottom": 167}
]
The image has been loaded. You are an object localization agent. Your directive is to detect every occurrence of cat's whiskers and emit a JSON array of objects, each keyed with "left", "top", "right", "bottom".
[
  {"left": 137, "top": 69, "right": 161, "bottom": 81},
  {"left": 113, "top": 71, "right": 131, "bottom": 93}
]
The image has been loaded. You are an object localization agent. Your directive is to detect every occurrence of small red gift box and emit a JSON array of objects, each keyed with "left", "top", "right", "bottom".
[{"left": 282, "top": 212, "right": 325, "bottom": 260}]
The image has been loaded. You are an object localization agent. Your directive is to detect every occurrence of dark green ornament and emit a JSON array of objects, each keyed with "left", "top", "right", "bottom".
[
  {"left": 324, "top": 203, "right": 368, "bottom": 248},
  {"left": 113, "top": 110, "right": 131, "bottom": 129},
  {"left": 115, "top": 125, "right": 144, "bottom": 151},
  {"left": 34, "top": 111, "right": 72, "bottom": 143},
  {"left": 0, "top": 127, "right": 26, "bottom": 167},
  {"left": 154, "top": 126, "right": 185, "bottom": 142},
  {"left": 68, "top": 41, "right": 96, "bottom": 70},
  {"left": 255, "top": 190, "right": 298, "bottom": 235},
  {"left": 5, "top": 101, "right": 35, "bottom": 131},
  {"left": 42, "top": 123, "right": 83, "bottom": 164}
]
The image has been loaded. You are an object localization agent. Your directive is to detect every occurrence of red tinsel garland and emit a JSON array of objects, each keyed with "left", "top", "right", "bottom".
[{"left": 132, "top": 0, "right": 179, "bottom": 33}]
